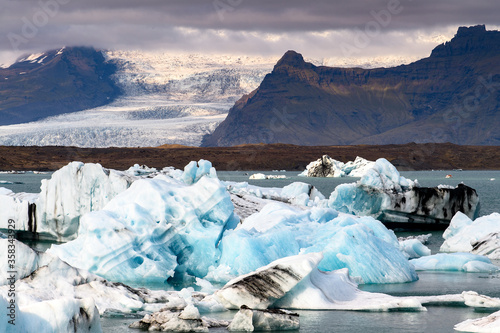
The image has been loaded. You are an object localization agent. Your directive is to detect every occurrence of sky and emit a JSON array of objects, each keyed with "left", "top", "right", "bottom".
[{"left": 0, "top": 0, "right": 499, "bottom": 66}]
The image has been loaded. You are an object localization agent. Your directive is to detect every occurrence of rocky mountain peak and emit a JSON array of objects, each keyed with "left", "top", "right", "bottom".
[
  {"left": 430, "top": 25, "right": 499, "bottom": 58},
  {"left": 274, "top": 50, "right": 308, "bottom": 69}
]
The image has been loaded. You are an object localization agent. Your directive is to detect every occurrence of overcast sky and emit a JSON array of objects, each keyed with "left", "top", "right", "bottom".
[{"left": 0, "top": 0, "right": 499, "bottom": 66}]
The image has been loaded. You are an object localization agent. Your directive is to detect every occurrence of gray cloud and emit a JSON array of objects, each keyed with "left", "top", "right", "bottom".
[{"left": 0, "top": 0, "right": 499, "bottom": 65}]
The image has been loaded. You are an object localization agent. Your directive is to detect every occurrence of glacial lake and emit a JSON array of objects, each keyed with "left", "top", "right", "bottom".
[{"left": 2, "top": 169, "right": 499, "bottom": 332}]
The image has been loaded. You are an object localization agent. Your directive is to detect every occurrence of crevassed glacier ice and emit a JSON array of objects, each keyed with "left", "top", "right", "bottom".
[
  {"left": 213, "top": 202, "right": 417, "bottom": 284},
  {"left": 441, "top": 212, "right": 500, "bottom": 259},
  {"left": 409, "top": 253, "right": 499, "bottom": 272},
  {"left": 299, "top": 155, "right": 375, "bottom": 178},
  {"left": 48, "top": 160, "right": 238, "bottom": 285},
  {"left": 328, "top": 158, "right": 479, "bottom": 228}
]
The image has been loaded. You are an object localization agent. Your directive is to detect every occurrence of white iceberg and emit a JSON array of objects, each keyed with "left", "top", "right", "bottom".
[
  {"left": 299, "top": 155, "right": 375, "bottom": 178},
  {"left": 227, "top": 306, "right": 299, "bottom": 332},
  {"left": 409, "top": 253, "right": 499, "bottom": 272},
  {"left": 455, "top": 310, "right": 500, "bottom": 332},
  {"left": 328, "top": 158, "right": 479, "bottom": 228},
  {"left": 0, "top": 162, "right": 136, "bottom": 242},
  {"left": 225, "top": 180, "right": 325, "bottom": 207},
  {"left": 441, "top": 212, "right": 500, "bottom": 259},
  {"left": 0, "top": 295, "right": 102, "bottom": 333}
]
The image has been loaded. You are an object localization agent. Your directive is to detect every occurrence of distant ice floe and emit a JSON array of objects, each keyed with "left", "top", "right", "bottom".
[
  {"left": 299, "top": 155, "right": 375, "bottom": 177},
  {"left": 441, "top": 212, "right": 500, "bottom": 259},
  {"left": 410, "top": 253, "right": 499, "bottom": 272}
]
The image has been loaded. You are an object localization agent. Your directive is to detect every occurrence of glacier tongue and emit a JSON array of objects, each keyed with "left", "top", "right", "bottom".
[{"left": 0, "top": 51, "right": 277, "bottom": 148}]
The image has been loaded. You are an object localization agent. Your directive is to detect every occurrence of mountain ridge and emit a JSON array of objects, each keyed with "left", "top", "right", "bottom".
[
  {"left": 202, "top": 25, "right": 500, "bottom": 147},
  {"left": 0, "top": 46, "right": 121, "bottom": 126}
]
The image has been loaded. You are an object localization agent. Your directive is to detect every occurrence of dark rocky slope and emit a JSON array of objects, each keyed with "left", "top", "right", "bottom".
[
  {"left": 202, "top": 25, "right": 500, "bottom": 147},
  {"left": 0, "top": 46, "right": 121, "bottom": 125}
]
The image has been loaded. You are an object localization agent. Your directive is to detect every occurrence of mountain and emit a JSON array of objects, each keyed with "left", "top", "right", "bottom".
[
  {"left": 0, "top": 51, "right": 276, "bottom": 147},
  {"left": 202, "top": 25, "right": 500, "bottom": 147},
  {"left": 0, "top": 47, "right": 121, "bottom": 126}
]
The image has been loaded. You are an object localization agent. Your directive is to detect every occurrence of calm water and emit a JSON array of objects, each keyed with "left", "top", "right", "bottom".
[{"left": 2, "top": 170, "right": 500, "bottom": 332}]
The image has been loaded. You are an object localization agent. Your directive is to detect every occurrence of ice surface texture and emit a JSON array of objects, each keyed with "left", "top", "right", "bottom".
[
  {"left": 48, "top": 160, "right": 239, "bottom": 284},
  {"left": 441, "top": 212, "right": 500, "bottom": 259}
]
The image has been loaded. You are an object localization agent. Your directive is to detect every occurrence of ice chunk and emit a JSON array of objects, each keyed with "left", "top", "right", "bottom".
[
  {"left": 454, "top": 309, "right": 500, "bottom": 332},
  {"left": 0, "top": 190, "right": 38, "bottom": 235},
  {"left": 48, "top": 171, "right": 237, "bottom": 285},
  {"left": 215, "top": 203, "right": 417, "bottom": 284},
  {"left": 227, "top": 306, "right": 299, "bottom": 332},
  {"left": 328, "top": 158, "right": 479, "bottom": 228},
  {"left": 215, "top": 253, "right": 323, "bottom": 310},
  {"left": 441, "top": 212, "right": 500, "bottom": 259},
  {"left": 225, "top": 180, "right": 324, "bottom": 207},
  {"left": 181, "top": 159, "right": 216, "bottom": 185},
  {"left": 399, "top": 238, "right": 431, "bottom": 259},
  {"left": 249, "top": 173, "right": 266, "bottom": 179},
  {"left": 301, "top": 155, "right": 375, "bottom": 178},
  {"left": 409, "top": 253, "right": 499, "bottom": 272},
  {"left": 0, "top": 295, "right": 102, "bottom": 333},
  {"left": 125, "top": 164, "right": 158, "bottom": 176},
  {"left": 275, "top": 268, "right": 424, "bottom": 311}
]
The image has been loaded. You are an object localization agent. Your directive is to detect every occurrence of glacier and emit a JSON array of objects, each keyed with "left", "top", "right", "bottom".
[
  {"left": 299, "top": 155, "right": 375, "bottom": 177},
  {"left": 441, "top": 212, "right": 500, "bottom": 259},
  {"left": 328, "top": 158, "right": 480, "bottom": 229},
  {"left": 0, "top": 51, "right": 277, "bottom": 148}
]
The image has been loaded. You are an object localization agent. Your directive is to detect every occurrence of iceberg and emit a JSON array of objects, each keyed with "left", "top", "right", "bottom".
[
  {"left": 328, "top": 158, "right": 480, "bottom": 229},
  {"left": 214, "top": 203, "right": 417, "bottom": 284},
  {"left": 399, "top": 238, "right": 431, "bottom": 259},
  {"left": 47, "top": 160, "right": 239, "bottom": 285},
  {"left": 0, "top": 162, "right": 136, "bottom": 242},
  {"left": 455, "top": 310, "right": 500, "bottom": 332},
  {"left": 215, "top": 253, "right": 424, "bottom": 312},
  {"left": 441, "top": 212, "right": 500, "bottom": 259},
  {"left": 409, "top": 253, "right": 499, "bottom": 272},
  {"left": 249, "top": 173, "right": 287, "bottom": 180},
  {"left": 225, "top": 180, "right": 325, "bottom": 207},
  {"left": 299, "top": 155, "right": 375, "bottom": 178},
  {"left": 215, "top": 253, "right": 323, "bottom": 310},
  {"left": 227, "top": 306, "right": 299, "bottom": 332},
  {"left": 0, "top": 295, "right": 102, "bottom": 333}
]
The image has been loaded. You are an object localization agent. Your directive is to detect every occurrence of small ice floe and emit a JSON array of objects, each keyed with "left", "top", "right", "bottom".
[
  {"left": 491, "top": 178, "right": 496, "bottom": 181},
  {"left": 227, "top": 306, "right": 299, "bottom": 332},
  {"left": 409, "top": 252, "right": 499, "bottom": 272},
  {"left": 455, "top": 309, "right": 500, "bottom": 332},
  {"left": 249, "top": 173, "right": 287, "bottom": 179}
]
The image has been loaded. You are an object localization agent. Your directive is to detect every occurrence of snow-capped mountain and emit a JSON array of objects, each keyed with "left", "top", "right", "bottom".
[{"left": 0, "top": 48, "right": 420, "bottom": 148}]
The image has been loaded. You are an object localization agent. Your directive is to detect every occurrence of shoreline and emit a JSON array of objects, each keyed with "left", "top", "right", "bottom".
[{"left": 1, "top": 142, "right": 500, "bottom": 172}]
